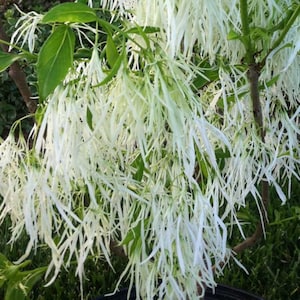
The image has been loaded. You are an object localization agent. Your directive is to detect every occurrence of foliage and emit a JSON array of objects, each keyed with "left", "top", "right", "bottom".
[
  {"left": 0, "top": 217, "right": 128, "bottom": 300},
  {"left": 0, "top": 252, "right": 46, "bottom": 300},
  {"left": 0, "top": 70, "right": 33, "bottom": 138},
  {"left": 0, "top": 1, "right": 299, "bottom": 299},
  {"left": 220, "top": 179, "right": 300, "bottom": 299}
]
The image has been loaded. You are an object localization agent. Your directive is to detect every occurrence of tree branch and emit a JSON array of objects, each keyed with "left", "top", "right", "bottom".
[
  {"left": 231, "top": 0, "right": 269, "bottom": 256},
  {"left": 0, "top": 18, "right": 37, "bottom": 113},
  {"left": 233, "top": 181, "right": 269, "bottom": 254}
]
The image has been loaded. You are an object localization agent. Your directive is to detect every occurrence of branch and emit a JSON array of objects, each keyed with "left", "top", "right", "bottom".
[
  {"left": 232, "top": 0, "right": 269, "bottom": 257},
  {"left": 232, "top": 181, "right": 269, "bottom": 254},
  {"left": 0, "top": 18, "right": 37, "bottom": 113},
  {"left": 247, "top": 64, "right": 264, "bottom": 140}
]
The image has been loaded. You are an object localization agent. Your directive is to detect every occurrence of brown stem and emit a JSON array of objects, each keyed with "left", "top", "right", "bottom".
[
  {"left": 198, "top": 63, "right": 270, "bottom": 298},
  {"left": 247, "top": 63, "right": 265, "bottom": 141},
  {"left": 110, "top": 240, "right": 127, "bottom": 258},
  {"left": 233, "top": 181, "right": 269, "bottom": 254},
  {"left": 0, "top": 18, "right": 37, "bottom": 113},
  {"left": 8, "top": 62, "right": 37, "bottom": 113},
  {"left": 232, "top": 62, "right": 269, "bottom": 253}
]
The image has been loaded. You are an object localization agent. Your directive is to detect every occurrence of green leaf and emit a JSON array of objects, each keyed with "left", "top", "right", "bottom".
[
  {"left": 215, "top": 148, "right": 230, "bottom": 172},
  {"left": 74, "top": 48, "right": 92, "bottom": 59},
  {"left": 93, "top": 43, "right": 125, "bottom": 88},
  {"left": 215, "top": 147, "right": 231, "bottom": 159},
  {"left": 126, "top": 24, "right": 152, "bottom": 49},
  {"left": 131, "top": 154, "right": 145, "bottom": 181},
  {"left": 37, "top": 25, "right": 75, "bottom": 101},
  {"left": 106, "top": 34, "right": 119, "bottom": 68},
  {"left": 199, "top": 159, "right": 209, "bottom": 180},
  {"left": 42, "top": 2, "right": 97, "bottom": 24},
  {"left": 0, "top": 102, "right": 17, "bottom": 121},
  {"left": 22, "top": 267, "right": 47, "bottom": 294},
  {"left": 34, "top": 104, "right": 47, "bottom": 126},
  {"left": 227, "top": 29, "right": 242, "bottom": 41},
  {"left": 264, "top": 74, "right": 280, "bottom": 88},
  {"left": 0, "top": 50, "right": 21, "bottom": 72},
  {"left": 0, "top": 253, "right": 46, "bottom": 300},
  {"left": 125, "top": 26, "right": 160, "bottom": 34},
  {"left": 250, "top": 27, "right": 271, "bottom": 44},
  {"left": 193, "top": 60, "right": 219, "bottom": 90},
  {"left": 86, "top": 107, "right": 93, "bottom": 130},
  {"left": 5, "top": 283, "right": 27, "bottom": 300},
  {"left": 121, "top": 219, "right": 150, "bottom": 255}
]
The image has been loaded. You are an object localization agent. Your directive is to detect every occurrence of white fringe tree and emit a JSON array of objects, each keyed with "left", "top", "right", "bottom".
[{"left": 0, "top": 0, "right": 299, "bottom": 299}]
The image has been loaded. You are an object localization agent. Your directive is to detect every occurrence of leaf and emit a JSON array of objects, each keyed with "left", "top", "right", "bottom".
[
  {"left": 37, "top": 25, "right": 75, "bottom": 101},
  {"left": 42, "top": 2, "right": 97, "bottom": 24},
  {"left": 215, "top": 147, "right": 231, "bottom": 159},
  {"left": 227, "top": 29, "right": 242, "bottom": 41},
  {"left": 106, "top": 34, "right": 119, "bottom": 68},
  {"left": 0, "top": 253, "right": 46, "bottom": 300},
  {"left": 193, "top": 70, "right": 219, "bottom": 89},
  {"left": 0, "top": 253, "right": 47, "bottom": 300},
  {"left": 199, "top": 159, "right": 209, "bottom": 180},
  {"left": 216, "top": 147, "right": 230, "bottom": 172},
  {"left": 93, "top": 43, "right": 125, "bottom": 88},
  {"left": 264, "top": 74, "right": 280, "bottom": 88},
  {"left": 125, "top": 219, "right": 151, "bottom": 256},
  {"left": 250, "top": 27, "right": 269, "bottom": 42},
  {"left": 0, "top": 253, "right": 10, "bottom": 276},
  {"left": 193, "top": 60, "right": 219, "bottom": 90},
  {"left": 125, "top": 26, "right": 160, "bottom": 34},
  {"left": 126, "top": 24, "right": 152, "bottom": 49},
  {"left": 22, "top": 267, "right": 47, "bottom": 294},
  {"left": 34, "top": 104, "right": 46, "bottom": 126},
  {"left": 5, "top": 282, "right": 27, "bottom": 300},
  {"left": 131, "top": 154, "right": 145, "bottom": 181},
  {"left": 86, "top": 107, "right": 93, "bottom": 130},
  {"left": 0, "top": 50, "right": 21, "bottom": 72},
  {"left": 74, "top": 48, "right": 92, "bottom": 59}
]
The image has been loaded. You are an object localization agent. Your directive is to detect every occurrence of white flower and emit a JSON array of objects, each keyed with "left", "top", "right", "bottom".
[{"left": 10, "top": 6, "right": 43, "bottom": 53}]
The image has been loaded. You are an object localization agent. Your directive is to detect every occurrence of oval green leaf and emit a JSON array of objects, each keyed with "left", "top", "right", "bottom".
[
  {"left": 0, "top": 50, "right": 21, "bottom": 72},
  {"left": 42, "top": 2, "right": 97, "bottom": 24},
  {"left": 37, "top": 25, "right": 75, "bottom": 101},
  {"left": 106, "top": 34, "right": 119, "bottom": 68}
]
